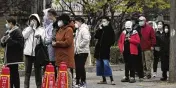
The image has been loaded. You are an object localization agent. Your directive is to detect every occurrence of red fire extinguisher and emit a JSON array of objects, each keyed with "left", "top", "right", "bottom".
[
  {"left": 0, "top": 66, "right": 10, "bottom": 88},
  {"left": 42, "top": 63, "right": 55, "bottom": 88},
  {"left": 56, "top": 62, "right": 68, "bottom": 88}
]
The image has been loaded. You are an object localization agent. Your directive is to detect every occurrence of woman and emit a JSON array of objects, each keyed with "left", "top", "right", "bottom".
[
  {"left": 94, "top": 17, "right": 115, "bottom": 85},
  {"left": 1, "top": 17, "right": 24, "bottom": 88},
  {"left": 23, "top": 14, "right": 45, "bottom": 88},
  {"left": 52, "top": 13, "right": 75, "bottom": 78},
  {"left": 153, "top": 21, "right": 165, "bottom": 77},
  {"left": 160, "top": 24, "right": 170, "bottom": 81},
  {"left": 119, "top": 21, "right": 140, "bottom": 83}
]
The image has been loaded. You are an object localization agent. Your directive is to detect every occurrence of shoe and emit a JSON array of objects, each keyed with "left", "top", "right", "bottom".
[
  {"left": 129, "top": 77, "right": 136, "bottom": 83},
  {"left": 145, "top": 75, "right": 151, "bottom": 79},
  {"left": 80, "top": 82, "right": 87, "bottom": 88},
  {"left": 121, "top": 77, "right": 129, "bottom": 82},
  {"left": 153, "top": 72, "right": 157, "bottom": 77},
  {"left": 74, "top": 84, "right": 80, "bottom": 88},
  {"left": 111, "top": 81, "right": 116, "bottom": 85},
  {"left": 160, "top": 77, "right": 167, "bottom": 81}
]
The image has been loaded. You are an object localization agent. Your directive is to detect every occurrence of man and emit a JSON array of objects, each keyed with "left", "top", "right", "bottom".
[
  {"left": 138, "top": 16, "right": 156, "bottom": 79},
  {"left": 74, "top": 17, "right": 91, "bottom": 87},
  {"left": 94, "top": 17, "right": 115, "bottom": 85},
  {"left": 131, "top": 13, "right": 144, "bottom": 80},
  {"left": 44, "top": 8, "right": 57, "bottom": 79},
  {"left": 1, "top": 17, "right": 24, "bottom": 88}
]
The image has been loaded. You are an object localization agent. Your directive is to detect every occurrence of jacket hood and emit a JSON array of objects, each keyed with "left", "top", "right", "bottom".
[
  {"left": 63, "top": 21, "right": 75, "bottom": 30},
  {"left": 29, "top": 14, "right": 41, "bottom": 23}
]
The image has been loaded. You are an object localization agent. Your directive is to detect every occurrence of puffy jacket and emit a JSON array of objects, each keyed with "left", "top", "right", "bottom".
[
  {"left": 74, "top": 23, "right": 91, "bottom": 54},
  {"left": 23, "top": 14, "right": 45, "bottom": 56},
  {"left": 140, "top": 24, "right": 156, "bottom": 51},
  {"left": 118, "top": 30, "right": 140, "bottom": 55}
]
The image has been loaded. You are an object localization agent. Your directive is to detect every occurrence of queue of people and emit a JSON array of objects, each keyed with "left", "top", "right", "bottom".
[{"left": 0, "top": 8, "right": 170, "bottom": 88}]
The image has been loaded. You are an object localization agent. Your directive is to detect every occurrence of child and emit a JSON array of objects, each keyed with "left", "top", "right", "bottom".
[{"left": 118, "top": 21, "right": 140, "bottom": 83}]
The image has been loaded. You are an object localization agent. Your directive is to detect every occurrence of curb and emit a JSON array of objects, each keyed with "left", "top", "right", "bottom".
[{"left": 19, "top": 64, "right": 124, "bottom": 76}]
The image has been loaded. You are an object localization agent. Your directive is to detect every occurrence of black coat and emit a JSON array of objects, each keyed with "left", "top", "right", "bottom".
[
  {"left": 94, "top": 24, "right": 115, "bottom": 60},
  {"left": 1, "top": 27, "right": 24, "bottom": 64}
]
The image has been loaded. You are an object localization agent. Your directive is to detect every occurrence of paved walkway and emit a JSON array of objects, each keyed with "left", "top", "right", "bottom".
[{"left": 19, "top": 68, "right": 176, "bottom": 88}]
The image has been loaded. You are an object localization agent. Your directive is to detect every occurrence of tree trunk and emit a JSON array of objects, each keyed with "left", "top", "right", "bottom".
[{"left": 169, "top": 0, "right": 176, "bottom": 83}]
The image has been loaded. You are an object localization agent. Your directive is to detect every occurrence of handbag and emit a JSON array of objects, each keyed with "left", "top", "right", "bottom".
[{"left": 35, "top": 36, "right": 49, "bottom": 66}]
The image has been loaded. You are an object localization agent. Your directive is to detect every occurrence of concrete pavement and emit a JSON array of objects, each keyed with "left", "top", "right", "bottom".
[{"left": 20, "top": 68, "right": 176, "bottom": 88}]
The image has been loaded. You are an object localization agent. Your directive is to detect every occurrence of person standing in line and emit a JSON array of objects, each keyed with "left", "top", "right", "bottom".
[
  {"left": 138, "top": 16, "right": 156, "bottom": 79},
  {"left": 131, "top": 13, "right": 144, "bottom": 81},
  {"left": 52, "top": 14, "right": 75, "bottom": 87},
  {"left": 152, "top": 21, "right": 165, "bottom": 77},
  {"left": 1, "top": 17, "right": 24, "bottom": 88},
  {"left": 160, "top": 24, "right": 170, "bottom": 81},
  {"left": 119, "top": 21, "right": 140, "bottom": 83},
  {"left": 43, "top": 8, "right": 57, "bottom": 79},
  {"left": 94, "top": 17, "right": 115, "bottom": 85},
  {"left": 23, "top": 14, "right": 45, "bottom": 88},
  {"left": 74, "top": 17, "right": 91, "bottom": 87}
]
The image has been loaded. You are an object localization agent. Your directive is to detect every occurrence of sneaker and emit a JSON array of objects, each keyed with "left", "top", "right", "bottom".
[
  {"left": 74, "top": 84, "right": 80, "bottom": 88},
  {"left": 80, "top": 82, "right": 87, "bottom": 88},
  {"left": 121, "top": 77, "right": 129, "bottom": 82},
  {"left": 160, "top": 77, "right": 167, "bottom": 81},
  {"left": 111, "top": 81, "right": 116, "bottom": 85},
  {"left": 153, "top": 72, "right": 157, "bottom": 77},
  {"left": 129, "top": 77, "right": 136, "bottom": 83},
  {"left": 144, "top": 75, "right": 151, "bottom": 79}
]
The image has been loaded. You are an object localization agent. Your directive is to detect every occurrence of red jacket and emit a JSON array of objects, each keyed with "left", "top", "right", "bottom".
[
  {"left": 140, "top": 24, "right": 156, "bottom": 51},
  {"left": 118, "top": 30, "right": 140, "bottom": 55}
]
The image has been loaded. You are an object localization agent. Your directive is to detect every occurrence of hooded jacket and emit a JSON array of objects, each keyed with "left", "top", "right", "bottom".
[
  {"left": 74, "top": 23, "right": 91, "bottom": 54},
  {"left": 1, "top": 26, "right": 24, "bottom": 65},
  {"left": 23, "top": 14, "right": 45, "bottom": 56},
  {"left": 118, "top": 30, "right": 140, "bottom": 55}
]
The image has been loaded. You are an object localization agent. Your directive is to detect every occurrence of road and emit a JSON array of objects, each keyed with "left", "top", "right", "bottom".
[{"left": 19, "top": 68, "right": 176, "bottom": 88}]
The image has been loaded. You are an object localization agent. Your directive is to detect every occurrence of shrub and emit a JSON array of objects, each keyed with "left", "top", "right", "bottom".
[{"left": 90, "top": 46, "right": 123, "bottom": 65}]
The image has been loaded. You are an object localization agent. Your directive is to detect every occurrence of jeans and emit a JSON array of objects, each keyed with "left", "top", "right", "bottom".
[
  {"left": 96, "top": 59, "right": 112, "bottom": 76},
  {"left": 24, "top": 55, "right": 42, "bottom": 88}
]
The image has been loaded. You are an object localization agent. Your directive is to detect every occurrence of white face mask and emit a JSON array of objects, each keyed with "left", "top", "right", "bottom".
[
  {"left": 5, "top": 24, "right": 11, "bottom": 29},
  {"left": 165, "top": 28, "right": 169, "bottom": 33},
  {"left": 158, "top": 25, "right": 163, "bottom": 29},
  {"left": 75, "top": 23, "right": 79, "bottom": 28},
  {"left": 139, "top": 21, "right": 145, "bottom": 26},
  {"left": 57, "top": 20, "right": 64, "bottom": 27}
]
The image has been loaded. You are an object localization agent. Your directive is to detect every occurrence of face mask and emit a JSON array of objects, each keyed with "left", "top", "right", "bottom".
[
  {"left": 126, "top": 28, "right": 132, "bottom": 32},
  {"left": 165, "top": 28, "right": 169, "bottom": 33},
  {"left": 158, "top": 25, "right": 163, "bottom": 29},
  {"left": 139, "top": 21, "right": 145, "bottom": 26},
  {"left": 57, "top": 21, "right": 64, "bottom": 27},
  {"left": 102, "top": 21, "right": 109, "bottom": 27},
  {"left": 75, "top": 23, "right": 79, "bottom": 28},
  {"left": 5, "top": 24, "right": 11, "bottom": 29}
]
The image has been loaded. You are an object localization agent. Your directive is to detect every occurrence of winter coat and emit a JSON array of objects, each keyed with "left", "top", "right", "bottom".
[
  {"left": 54, "top": 24, "right": 75, "bottom": 68},
  {"left": 140, "top": 24, "right": 156, "bottom": 51},
  {"left": 118, "top": 30, "right": 140, "bottom": 55},
  {"left": 74, "top": 23, "right": 91, "bottom": 54},
  {"left": 94, "top": 24, "right": 115, "bottom": 60},
  {"left": 23, "top": 14, "right": 45, "bottom": 56},
  {"left": 1, "top": 26, "right": 24, "bottom": 65}
]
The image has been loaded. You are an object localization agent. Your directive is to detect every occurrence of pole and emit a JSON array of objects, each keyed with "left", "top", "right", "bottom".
[{"left": 169, "top": 0, "right": 176, "bottom": 83}]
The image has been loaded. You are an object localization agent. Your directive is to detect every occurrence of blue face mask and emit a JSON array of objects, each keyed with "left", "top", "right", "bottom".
[{"left": 139, "top": 21, "right": 145, "bottom": 26}]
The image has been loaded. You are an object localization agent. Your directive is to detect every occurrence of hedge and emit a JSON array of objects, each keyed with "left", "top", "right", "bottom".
[{"left": 90, "top": 46, "right": 123, "bottom": 65}]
